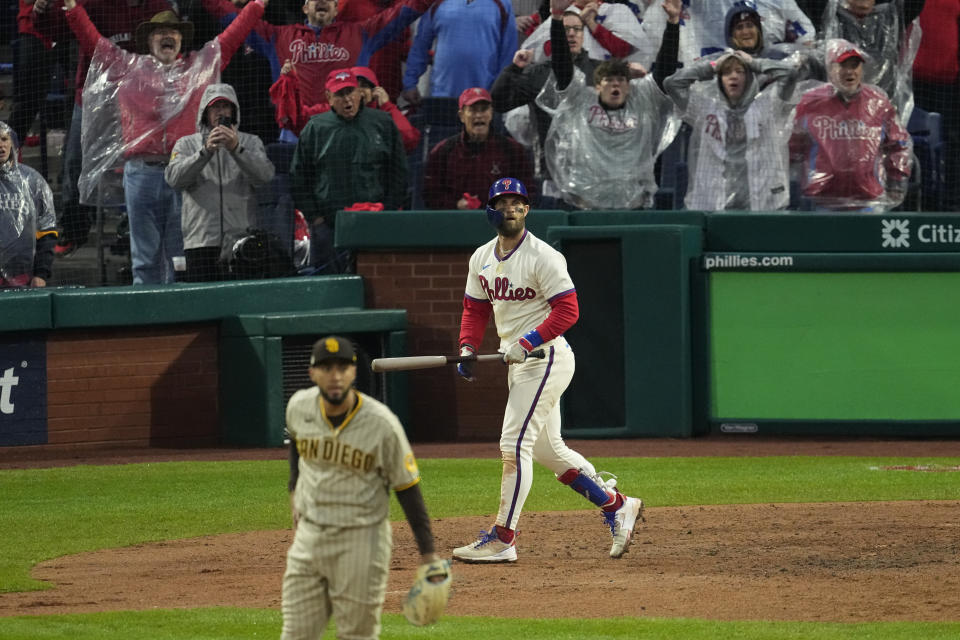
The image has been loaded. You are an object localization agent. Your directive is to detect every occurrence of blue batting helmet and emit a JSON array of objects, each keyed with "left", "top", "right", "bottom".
[{"left": 485, "top": 177, "right": 529, "bottom": 228}]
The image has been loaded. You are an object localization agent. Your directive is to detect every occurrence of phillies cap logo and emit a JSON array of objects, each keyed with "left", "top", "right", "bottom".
[
  {"left": 502, "top": 179, "right": 512, "bottom": 190},
  {"left": 335, "top": 71, "right": 350, "bottom": 81}
]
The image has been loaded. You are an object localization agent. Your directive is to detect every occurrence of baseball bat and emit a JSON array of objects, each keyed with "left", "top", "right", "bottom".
[{"left": 371, "top": 349, "right": 546, "bottom": 373}]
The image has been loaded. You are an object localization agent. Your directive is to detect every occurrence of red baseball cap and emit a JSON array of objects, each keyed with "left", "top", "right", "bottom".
[
  {"left": 459, "top": 87, "right": 492, "bottom": 110},
  {"left": 326, "top": 68, "right": 358, "bottom": 93},
  {"left": 351, "top": 66, "right": 379, "bottom": 87},
  {"left": 835, "top": 48, "right": 864, "bottom": 64},
  {"left": 205, "top": 96, "right": 233, "bottom": 109}
]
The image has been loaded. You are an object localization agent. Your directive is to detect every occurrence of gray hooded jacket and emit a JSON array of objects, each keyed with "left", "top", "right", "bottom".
[
  {"left": 1, "top": 121, "right": 57, "bottom": 282},
  {"left": 164, "top": 84, "right": 275, "bottom": 254},
  {"left": 665, "top": 55, "right": 799, "bottom": 211}
]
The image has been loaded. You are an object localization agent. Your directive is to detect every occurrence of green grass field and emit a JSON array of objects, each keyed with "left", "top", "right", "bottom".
[{"left": 1, "top": 455, "right": 959, "bottom": 639}]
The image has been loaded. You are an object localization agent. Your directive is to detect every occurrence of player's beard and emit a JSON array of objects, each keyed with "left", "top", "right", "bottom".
[
  {"left": 321, "top": 386, "right": 353, "bottom": 407},
  {"left": 498, "top": 218, "right": 525, "bottom": 238}
]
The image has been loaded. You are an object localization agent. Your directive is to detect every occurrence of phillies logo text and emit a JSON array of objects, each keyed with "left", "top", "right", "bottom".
[
  {"left": 479, "top": 275, "right": 536, "bottom": 301},
  {"left": 811, "top": 116, "right": 879, "bottom": 142},
  {"left": 587, "top": 105, "right": 637, "bottom": 133},
  {"left": 288, "top": 40, "right": 350, "bottom": 64},
  {"left": 704, "top": 114, "right": 722, "bottom": 141}
]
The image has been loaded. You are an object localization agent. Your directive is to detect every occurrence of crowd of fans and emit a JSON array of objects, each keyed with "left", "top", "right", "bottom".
[{"left": 1, "top": 0, "right": 956, "bottom": 286}]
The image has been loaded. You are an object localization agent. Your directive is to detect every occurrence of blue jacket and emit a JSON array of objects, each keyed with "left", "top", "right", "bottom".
[{"left": 403, "top": 0, "right": 517, "bottom": 97}]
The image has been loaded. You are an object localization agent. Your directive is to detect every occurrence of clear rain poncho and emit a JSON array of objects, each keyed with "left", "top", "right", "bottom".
[
  {"left": 536, "top": 68, "right": 680, "bottom": 210},
  {"left": 822, "top": 0, "right": 922, "bottom": 123},
  {"left": 78, "top": 37, "right": 222, "bottom": 205},
  {"left": 636, "top": 0, "right": 818, "bottom": 68},
  {"left": 789, "top": 39, "right": 913, "bottom": 212},
  {"left": 0, "top": 122, "right": 57, "bottom": 282},
  {"left": 664, "top": 53, "right": 801, "bottom": 211}
]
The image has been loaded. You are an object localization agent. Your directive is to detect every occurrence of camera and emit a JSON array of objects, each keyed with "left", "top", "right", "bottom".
[{"left": 217, "top": 115, "right": 235, "bottom": 127}]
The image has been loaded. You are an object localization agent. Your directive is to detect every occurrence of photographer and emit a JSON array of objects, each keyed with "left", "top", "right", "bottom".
[{"left": 165, "top": 83, "right": 275, "bottom": 282}]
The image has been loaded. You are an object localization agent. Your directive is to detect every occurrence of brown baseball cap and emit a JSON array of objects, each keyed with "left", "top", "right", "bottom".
[
  {"left": 310, "top": 336, "right": 357, "bottom": 366},
  {"left": 135, "top": 10, "right": 194, "bottom": 54}
]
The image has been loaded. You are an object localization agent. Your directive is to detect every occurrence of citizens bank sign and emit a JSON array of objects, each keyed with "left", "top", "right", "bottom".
[
  {"left": 0, "top": 338, "right": 47, "bottom": 446},
  {"left": 881, "top": 218, "right": 960, "bottom": 249}
]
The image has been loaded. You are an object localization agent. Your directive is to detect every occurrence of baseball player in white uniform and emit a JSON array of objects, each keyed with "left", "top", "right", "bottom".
[
  {"left": 452, "top": 177, "right": 644, "bottom": 563},
  {"left": 282, "top": 336, "right": 443, "bottom": 639}
]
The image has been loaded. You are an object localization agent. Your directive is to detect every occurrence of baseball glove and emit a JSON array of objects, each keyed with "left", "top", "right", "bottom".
[{"left": 403, "top": 559, "right": 452, "bottom": 626}]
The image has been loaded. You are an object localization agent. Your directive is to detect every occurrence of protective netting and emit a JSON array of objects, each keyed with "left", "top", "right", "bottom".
[{"left": 0, "top": 0, "right": 954, "bottom": 286}]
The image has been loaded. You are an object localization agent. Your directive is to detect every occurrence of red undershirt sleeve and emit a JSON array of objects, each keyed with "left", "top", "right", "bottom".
[
  {"left": 458, "top": 295, "right": 492, "bottom": 349},
  {"left": 534, "top": 291, "right": 579, "bottom": 343}
]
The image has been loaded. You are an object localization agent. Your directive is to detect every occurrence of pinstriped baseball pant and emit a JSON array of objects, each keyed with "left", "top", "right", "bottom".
[
  {"left": 281, "top": 518, "right": 392, "bottom": 640},
  {"left": 496, "top": 338, "right": 597, "bottom": 530}
]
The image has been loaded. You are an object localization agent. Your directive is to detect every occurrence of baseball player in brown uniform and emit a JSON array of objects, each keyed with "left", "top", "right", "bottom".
[{"left": 282, "top": 336, "right": 444, "bottom": 639}]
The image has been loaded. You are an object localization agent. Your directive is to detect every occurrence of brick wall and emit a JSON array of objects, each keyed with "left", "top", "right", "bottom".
[
  {"left": 356, "top": 251, "right": 506, "bottom": 442},
  {"left": 46, "top": 325, "right": 219, "bottom": 448}
]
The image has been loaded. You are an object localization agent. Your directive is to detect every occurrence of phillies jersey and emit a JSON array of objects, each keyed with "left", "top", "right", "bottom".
[
  {"left": 790, "top": 83, "right": 911, "bottom": 206},
  {"left": 464, "top": 230, "right": 575, "bottom": 350},
  {"left": 285, "top": 389, "right": 420, "bottom": 528},
  {"left": 203, "top": 0, "right": 431, "bottom": 107}
]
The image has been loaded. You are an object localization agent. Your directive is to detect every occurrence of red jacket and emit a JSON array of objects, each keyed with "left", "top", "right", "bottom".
[
  {"left": 34, "top": 0, "right": 173, "bottom": 105},
  {"left": 17, "top": 0, "right": 55, "bottom": 48},
  {"left": 790, "top": 84, "right": 911, "bottom": 206},
  {"left": 424, "top": 132, "right": 537, "bottom": 209},
  {"left": 913, "top": 0, "right": 960, "bottom": 84},
  {"left": 337, "top": 0, "right": 411, "bottom": 100},
  {"left": 268, "top": 72, "right": 420, "bottom": 151},
  {"left": 66, "top": 0, "right": 263, "bottom": 159},
  {"left": 202, "top": 0, "right": 431, "bottom": 108}
]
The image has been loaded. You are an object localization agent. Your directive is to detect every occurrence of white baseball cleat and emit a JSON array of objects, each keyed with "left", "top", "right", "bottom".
[
  {"left": 453, "top": 528, "right": 518, "bottom": 563},
  {"left": 604, "top": 496, "right": 644, "bottom": 558}
]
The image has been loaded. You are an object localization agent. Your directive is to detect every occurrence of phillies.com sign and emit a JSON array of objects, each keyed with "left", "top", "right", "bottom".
[{"left": 0, "top": 338, "right": 47, "bottom": 446}]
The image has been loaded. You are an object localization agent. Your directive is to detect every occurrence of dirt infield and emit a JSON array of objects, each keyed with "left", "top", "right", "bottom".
[{"left": 1, "top": 436, "right": 959, "bottom": 622}]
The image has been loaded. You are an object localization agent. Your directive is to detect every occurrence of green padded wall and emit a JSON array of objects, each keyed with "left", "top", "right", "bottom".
[
  {"left": 51, "top": 276, "right": 365, "bottom": 328},
  {"left": 220, "top": 309, "right": 408, "bottom": 447},
  {"left": 0, "top": 290, "right": 52, "bottom": 332},
  {"left": 549, "top": 225, "right": 702, "bottom": 437},
  {"left": 335, "top": 210, "right": 570, "bottom": 249}
]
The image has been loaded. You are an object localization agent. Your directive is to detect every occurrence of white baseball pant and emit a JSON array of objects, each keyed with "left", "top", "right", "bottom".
[{"left": 495, "top": 337, "right": 598, "bottom": 530}]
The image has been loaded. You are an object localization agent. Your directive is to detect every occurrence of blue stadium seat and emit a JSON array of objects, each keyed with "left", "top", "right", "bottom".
[{"left": 907, "top": 107, "right": 945, "bottom": 211}]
